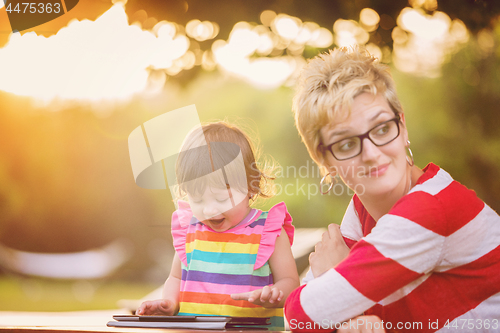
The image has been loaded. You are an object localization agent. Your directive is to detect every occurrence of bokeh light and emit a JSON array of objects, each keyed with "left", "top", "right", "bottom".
[
  {"left": 365, "top": 43, "right": 382, "bottom": 61},
  {"left": 333, "top": 19, "right": 369, "bottom": 48},
  {"left": 260, "top": 10, "right": 277, "bottom": 27},
  {"left": 392, "top": 7, "right": 469, "bottom": 77},
  {"left": 308, "top": 26, "right": 333, "bottom": 48},
  {"left": 273, "top": 14, "right": 301, "bottom": 41},
  {"left": 409, "top": 0, "right": 438, "bottom": 12},
  {"left": 185, "top": 19, "right": 219, "bottom": 41},
  {"left": 209, "top": 14, "right": 329, "bottom": 89},
  {"left": 254, "top": 27, "right": 275, "bottom": 56},
  {"left": 477, "top": 29, "right": 495, "bottom": 55},
  {"left": 360, "top": 8, "right": 380, "bottom": 32}
]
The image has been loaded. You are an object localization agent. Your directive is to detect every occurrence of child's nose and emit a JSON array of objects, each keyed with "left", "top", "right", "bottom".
[{"left": 203, "top": 204, "right": 219, "bottom": 218}]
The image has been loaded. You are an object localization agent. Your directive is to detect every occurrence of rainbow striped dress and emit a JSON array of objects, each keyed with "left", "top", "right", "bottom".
[{"left": 171, "top": 201, "right": 294, "bottom": 330}]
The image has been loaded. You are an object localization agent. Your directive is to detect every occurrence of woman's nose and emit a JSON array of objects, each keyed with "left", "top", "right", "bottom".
[{"left": 360, "top": 138, "right": 381, "bottom": 162}]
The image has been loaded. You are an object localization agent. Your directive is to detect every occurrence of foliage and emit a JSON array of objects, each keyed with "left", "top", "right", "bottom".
[{"left": 0, "top": 275, "right": 157, "bottom": 311}]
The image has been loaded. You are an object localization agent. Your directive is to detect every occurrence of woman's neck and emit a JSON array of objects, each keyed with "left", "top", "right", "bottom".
[{"left": 358, "top": 166, "right": 423, "bottom": 221}]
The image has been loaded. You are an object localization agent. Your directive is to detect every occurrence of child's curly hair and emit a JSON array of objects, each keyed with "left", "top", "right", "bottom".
[{"left": 176, "top": 121, "right": 275, "bottom": 202}]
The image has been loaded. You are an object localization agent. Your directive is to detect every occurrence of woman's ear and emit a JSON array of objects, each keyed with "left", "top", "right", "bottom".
[
  {"left": 329, "top": 166, "right": 339, "bottom": 178},
  {"left": 399, "top": 112, "right": 409, "bottom": 143},
  {"left": 317, "top": 143, "right": 339, "bottom": 177},
  {"left": 316, "top": 145, "right": 325, "bottom": 161},
  {"left": 399, "top": 112, "right": 406, "bottom": 125},
  {"left": 320, "top": 164, "right": 337, "bottom": 178}
]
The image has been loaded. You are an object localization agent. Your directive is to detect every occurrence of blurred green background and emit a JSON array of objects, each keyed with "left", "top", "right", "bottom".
[{"left": 1, "top": 0, "right": 499, "bottom": 311}]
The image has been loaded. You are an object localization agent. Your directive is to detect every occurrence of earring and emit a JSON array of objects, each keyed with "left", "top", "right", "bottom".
[
  {"left": 320, "top": 172, "right": 337, "bottom": 195},
  {"left": 406, "top": 140, "right": 414, "bottom": 167},
  {"left": 249, "top": 192, "right": 259, "bottom": 201}
]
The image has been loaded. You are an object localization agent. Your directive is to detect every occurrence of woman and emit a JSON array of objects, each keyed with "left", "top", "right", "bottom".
[{"left": 284, "top": 47, "right": 500, "bottom": 333}]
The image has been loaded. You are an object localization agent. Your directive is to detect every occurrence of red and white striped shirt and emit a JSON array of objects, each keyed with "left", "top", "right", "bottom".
[{"left": 285, "top": 163, "right": 500, "bottom": 332}]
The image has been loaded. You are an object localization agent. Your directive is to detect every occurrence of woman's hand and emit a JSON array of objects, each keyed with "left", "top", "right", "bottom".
[
  {"left": 338, "top": 315, "right": 386, "bottom": 333},
  {"left": 309, "top": 223, "right": 350, "bottom": 277},
  {"left": 136, "top": 299, "right": 177, "bottom": 316},
  {"left": 231, "top": 285, "right": 283, "bottom": 307}
]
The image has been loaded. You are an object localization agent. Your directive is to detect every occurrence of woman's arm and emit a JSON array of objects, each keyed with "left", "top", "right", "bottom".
[
  {"left": 232, "top": 227, "right": 300, "bottom": 308},
  {"left": 136, "top": 253, "right": 182, "bottom": 315}
]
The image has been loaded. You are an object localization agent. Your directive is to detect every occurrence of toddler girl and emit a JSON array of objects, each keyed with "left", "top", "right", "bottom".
[{"left": 137, "top": 121, "right": 299, "bottom": 329}]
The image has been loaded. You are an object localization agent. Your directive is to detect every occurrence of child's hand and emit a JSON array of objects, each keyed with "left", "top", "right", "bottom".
[
  {"left": 136, "top": 299, "right": 176, "bottom": 316},
  {"left": 231, "top": 286, "right": 283, "bottom": 307}
]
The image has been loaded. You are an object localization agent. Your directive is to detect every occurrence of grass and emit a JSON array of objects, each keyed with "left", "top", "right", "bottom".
[{"left": 0, "top": 275, "right": 159, "bottom": 312}]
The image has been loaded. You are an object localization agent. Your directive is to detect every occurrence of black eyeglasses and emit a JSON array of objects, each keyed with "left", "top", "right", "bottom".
[{"left": 320, "top": 116, "right": 401, "bottom": 161}]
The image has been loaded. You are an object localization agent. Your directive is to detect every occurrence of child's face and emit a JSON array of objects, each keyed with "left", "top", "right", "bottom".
[{"left": 188, "top": 186, "right": 251, "bottom": 232}]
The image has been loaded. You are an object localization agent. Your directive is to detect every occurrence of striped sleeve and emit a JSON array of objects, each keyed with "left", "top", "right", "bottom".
[{"left": 339, "top": 199, "right": 362, "bottom": 249}]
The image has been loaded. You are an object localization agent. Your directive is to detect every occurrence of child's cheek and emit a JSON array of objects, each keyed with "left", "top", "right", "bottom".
[
  {"left": 231, "top": 190, "right": 249, "bottom": 207},
  {"left": 190, "top": 204, "right": 205, "bottom": 221}
]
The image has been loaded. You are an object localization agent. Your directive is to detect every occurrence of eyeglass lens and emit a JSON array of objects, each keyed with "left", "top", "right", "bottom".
[{"left": 331, "top": 119, "right": 400, "bottom": 160}]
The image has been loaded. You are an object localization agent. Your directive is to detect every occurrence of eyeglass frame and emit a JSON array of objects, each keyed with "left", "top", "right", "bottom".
[{"left": 319, "top": 115, "right": 402, "bottom": 161}]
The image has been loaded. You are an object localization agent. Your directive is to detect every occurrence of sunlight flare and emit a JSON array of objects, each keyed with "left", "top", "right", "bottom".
[{"left": 0, "top": 4, "right": 189, "bottom": 103}]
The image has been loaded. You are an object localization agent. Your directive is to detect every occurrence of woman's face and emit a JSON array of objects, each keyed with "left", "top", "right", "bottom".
[{"left": 319, "top": 93, "right": 408, "bottom": 197}]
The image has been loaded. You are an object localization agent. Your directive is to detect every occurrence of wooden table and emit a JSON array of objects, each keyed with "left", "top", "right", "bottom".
[{"left": 0, "top": 310, "right": 286, "bottom": 333}]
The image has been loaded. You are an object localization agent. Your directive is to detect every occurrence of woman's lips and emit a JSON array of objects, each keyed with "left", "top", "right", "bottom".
[{"left": 367, "top": 163, "right": 389, "bottom": 177}]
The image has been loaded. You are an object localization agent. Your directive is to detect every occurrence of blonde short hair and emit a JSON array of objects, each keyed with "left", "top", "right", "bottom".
[
  {"left": 176, "top": 121, "right": 274, "bottom": 200},
  {"left": 292, "top": 47, "right": 403, "bottom": 167}
]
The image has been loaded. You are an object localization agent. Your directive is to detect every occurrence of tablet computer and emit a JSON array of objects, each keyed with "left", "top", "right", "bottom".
[{"left": 108, "top": 315, "right": 270, "bottom": 329}]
